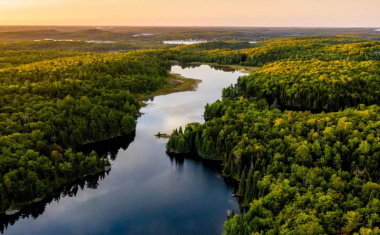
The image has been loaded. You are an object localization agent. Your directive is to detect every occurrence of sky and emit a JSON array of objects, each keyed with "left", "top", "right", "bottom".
[{"left": 0, "top": 0, "right": 379, "bottom": 27}]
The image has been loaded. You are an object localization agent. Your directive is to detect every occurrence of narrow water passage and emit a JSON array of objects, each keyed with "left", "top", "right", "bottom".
[{"left": 1, "top": 64, "right": 246, "bottom": 235}]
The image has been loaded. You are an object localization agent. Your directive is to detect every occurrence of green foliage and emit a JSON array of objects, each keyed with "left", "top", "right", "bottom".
[
  {"left": 168, "top": 97, "right": 380, "bottom": 233},
  {"left": 0, "top": 49, "right": 171, "bottom": 209},
  {"left": 236, "top": 59, "right": 380, "bottom": 111},
  {"left": 0, "top": 50, "right": 84, "bottom": 68},
  {"left": 0, "top": 40, "right": 174, "bottom": 53},
  {"left": 169, "top": 37, "right": 379, "bottom": 65},
  {"left": 3, "top": 32, "right": 380, "bottom": 232}
]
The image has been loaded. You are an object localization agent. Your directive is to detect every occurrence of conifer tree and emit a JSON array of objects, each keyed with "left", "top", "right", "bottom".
[
  {"left": 108, "top": 110, "right": 118, "bottom": 135},
  {"left": 239, "top": 167, "right": 247, "bottom": 196},
  {"left": 244, "top": 171, "right": 253, "bottom": 203}
]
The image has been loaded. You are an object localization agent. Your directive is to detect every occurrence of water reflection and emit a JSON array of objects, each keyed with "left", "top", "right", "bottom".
[
  {"left": 176, "top": 63, "right": 236, "bottom": 73},
  {"left": 208, "top": 65, "right": 237, "bottom": 72},
  {"left": 76, "top": 131, "right": 136, "bottom": 160},
  {"left": 0, "top": 134, "right": 137, "bottom": 233},
  {"left": 0, "top": 172, "right": 110, "bottom": 234},
  {"left": 2, "top": 64, "right": 246, "bottom": 235},
  {"left": 166, "top": 151, "right": 247, "bottom": 214}
]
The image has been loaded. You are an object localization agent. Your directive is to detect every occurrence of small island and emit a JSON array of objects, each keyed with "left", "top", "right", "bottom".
[{"left": 154, "top": 132, "right": 170, "bottom": 138}]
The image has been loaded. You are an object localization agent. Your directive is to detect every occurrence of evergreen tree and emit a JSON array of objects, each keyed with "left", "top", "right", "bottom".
[
  {"left": 244, "top": 171, "right": 253, "bottom": 203},
  {"left": 177, "top": 137, "right": 186, "bottom": 153},
  {"left": 108, "top": 110, "right": 118, "bottom": 135},
  {"left": 121, "top": 115, "right": 135, "bottom": 134},
  {"left": 73, "top": 128, "right": 83, "bottom": 146},
  {"left": 239, "top": 167, "right": 247, "bottom": 196},
  {"left": 90, "top": 120, "right": 98, "bottom": 140}
]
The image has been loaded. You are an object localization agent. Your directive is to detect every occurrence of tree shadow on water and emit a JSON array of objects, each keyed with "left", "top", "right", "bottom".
[{"left": 0, "top": 132, "right": 136, "bottom": 234}]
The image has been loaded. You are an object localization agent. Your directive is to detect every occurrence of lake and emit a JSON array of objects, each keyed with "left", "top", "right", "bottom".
[
  {"left": 133, "top": 33, "right": 154, "bottom": 37},
  {"left": 163, "top": 40, "right": 257, "bottom": 45},
  {"left": 33, "top": 39, "right": 117, "bottom": 43},
  {"left": 0, "top": 64, "right": 246, "bottom": 235},
  {"left": 163, "top": 40, "right": 210, "bottom": 45}
]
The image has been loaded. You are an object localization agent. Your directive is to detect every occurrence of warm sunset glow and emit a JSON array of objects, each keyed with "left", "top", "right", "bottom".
[{"left": 0, "top": 0, "right": 379, "bottom": 27}]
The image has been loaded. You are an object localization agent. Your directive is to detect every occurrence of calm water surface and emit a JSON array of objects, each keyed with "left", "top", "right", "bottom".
[
  {"left": 163, "top": 40, "right": 210, "bottom": 44},
  {"left": 1, "top": 64, "right": 246, "bottom": 235}
]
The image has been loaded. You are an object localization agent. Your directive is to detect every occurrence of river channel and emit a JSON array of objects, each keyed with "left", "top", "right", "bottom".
[{"left": 1, "top": 64, "right": 246, "bottom": 235}]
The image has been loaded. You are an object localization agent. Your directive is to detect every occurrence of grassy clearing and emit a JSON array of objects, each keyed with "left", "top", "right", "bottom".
[
  {"left": 221, "top": 64, "right": 260, "bottom": 74},
  {"left": 139, "top": 73, "right": 201, "bottom": 104}
]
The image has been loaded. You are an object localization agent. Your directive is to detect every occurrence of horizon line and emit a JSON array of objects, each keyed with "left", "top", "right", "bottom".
[{"left": 0, "top": 25, "right": 379, "bottom": 29}]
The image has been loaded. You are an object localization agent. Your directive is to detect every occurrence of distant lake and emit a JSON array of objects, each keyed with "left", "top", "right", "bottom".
[
  {"left": 33, "top": 39, "right": 116, "bottom": 43},
  {"left": 163, "top": 40, "right": 210, "bottom": 44},
  {"left": 133, "top": 33, "right": 154, "bottom": 37},
  {"left": 0, "top": 64, "right": 247, "bottom": 235},
  {"left": 163, "top": 40, "right": 257, "bottom": 45}
]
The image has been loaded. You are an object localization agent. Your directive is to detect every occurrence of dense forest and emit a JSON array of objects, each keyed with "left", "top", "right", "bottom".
[
  {"left": 167, "top": 36, "right": 380, "bottom": 234},
  {"left": 2, "top": 28, "right": 380, "bottom": 233},
  {"left": 1, "top": 26, "right": 379, "bottom": 43},
  {"left": 0, "top": 50, "right": 171, "bottom": 212},
  {"left": 0, "top": 132, "right": 136, "bottom": 233},
  {"left": 168, "top": 100, "right": 380, "bottom": 234},
  {"left": 234, "top": 59, "right": 380, "bottom": 111},
  {"left": 170, "top": 37, "right": 380, "bottom": 65},
  {"left": 0, "top": 50, "right": 85, "bottom": 68},
  {"left": 0, "top": 40, "right": 175, "bottom": 53}
]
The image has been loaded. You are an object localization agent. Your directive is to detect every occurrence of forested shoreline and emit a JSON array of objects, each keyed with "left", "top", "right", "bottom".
[
  {"left": 167, "top": 37, "right": 380, "bottom": 234},
  {"left": 0, "top": 50, "right": 172, "bottom": 212},
  {"left": 2, "top": 33, "right": 380, "bottom": 234}
]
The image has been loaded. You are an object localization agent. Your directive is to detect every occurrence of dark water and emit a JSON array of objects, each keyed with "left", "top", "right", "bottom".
[{"left": 1, "top": 64, "right": 246, "bottom": 235}]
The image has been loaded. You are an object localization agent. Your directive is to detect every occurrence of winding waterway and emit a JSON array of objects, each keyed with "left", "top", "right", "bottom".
[{"left": 1, "top": 64, "right": 246, "bottom": 235}]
